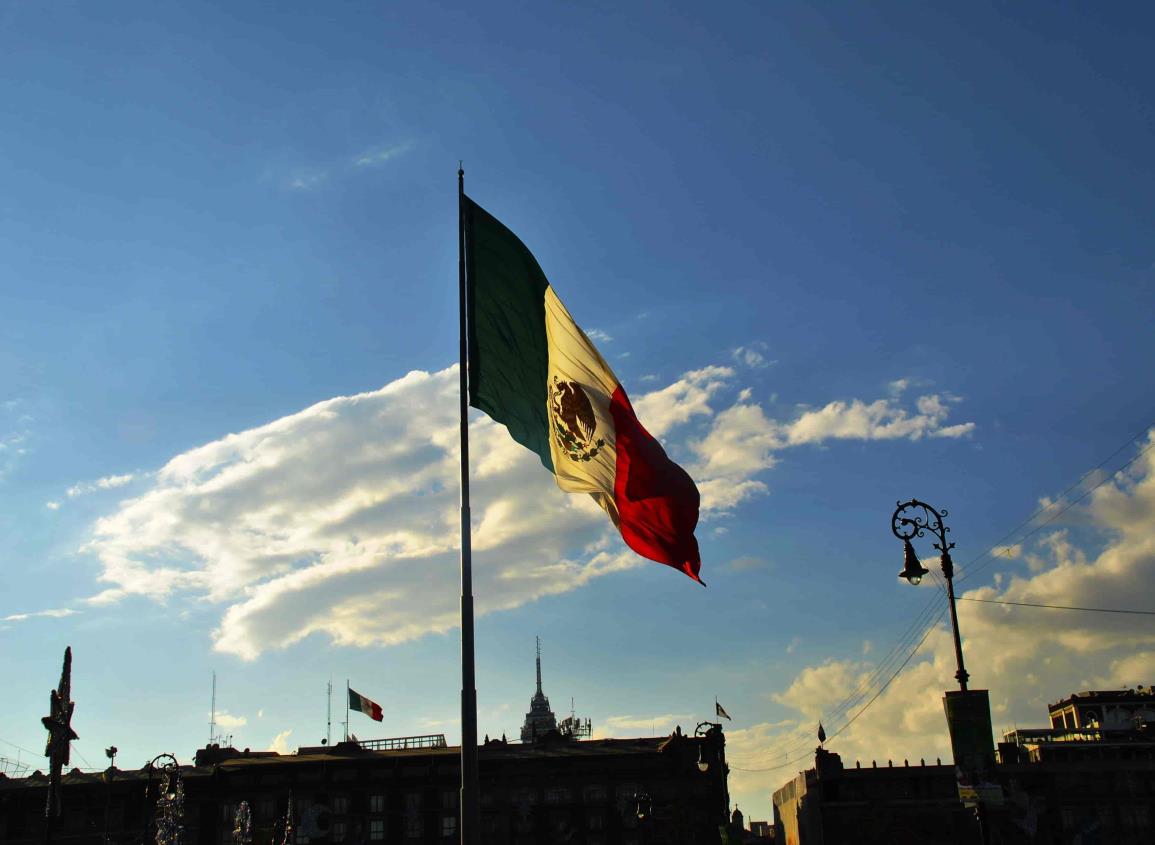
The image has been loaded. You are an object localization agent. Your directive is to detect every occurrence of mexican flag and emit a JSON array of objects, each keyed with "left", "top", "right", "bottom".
[
  {"left": 465, "top": 197, "right": 702, "bottom": 582},
  {"left": 348, "top": 688, "right": 383, "bottom": 722}
]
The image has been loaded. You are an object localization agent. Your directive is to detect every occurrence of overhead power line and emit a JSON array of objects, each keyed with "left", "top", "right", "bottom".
[
  {"left": 957, "top": 428, "right": 1155, "bottom": 585},
  {"left": 959, "top": 596, "right": 1155, "bottom": 616}
]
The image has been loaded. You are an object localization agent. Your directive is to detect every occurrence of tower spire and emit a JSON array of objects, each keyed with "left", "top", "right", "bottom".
[{"left": 536, "top": 636, "right": 543, "bottom": 696}]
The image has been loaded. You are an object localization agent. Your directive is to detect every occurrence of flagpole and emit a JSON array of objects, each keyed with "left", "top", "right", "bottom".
[
  {"left": 457, "top": 166, "right": 480, "bottom": 845},
  {"left": 345, "top": 680, "right": 350, "bottom": 742}
]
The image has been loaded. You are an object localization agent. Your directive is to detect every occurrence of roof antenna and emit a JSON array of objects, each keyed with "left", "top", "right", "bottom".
[
  {"left": 209, "top": 671, "right": 217, "bottom": 745},
  {"left": 536, "top": 636, "right": 543, "bottom": 696}
]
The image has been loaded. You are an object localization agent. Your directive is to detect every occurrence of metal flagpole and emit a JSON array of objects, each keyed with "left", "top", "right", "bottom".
[
  {"left": 457, "top": 166, "right": 480, "bottom": 845},
  {"left": 345, "top": 680, "right": 350, "bottom": 742}
]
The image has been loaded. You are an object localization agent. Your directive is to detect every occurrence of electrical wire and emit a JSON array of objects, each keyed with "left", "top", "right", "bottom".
[
  {"left": 958, "top": 596, "right": 1155, "bottom": 616},
  {"left": 956, "top": 430, "right": 1155, "bottom": 585},
  {"left": 728, "top": 423, "right": 1155, "bottom": 772},
  {"left": 729, "top": 607, "right": 946, "bottom": 773}
]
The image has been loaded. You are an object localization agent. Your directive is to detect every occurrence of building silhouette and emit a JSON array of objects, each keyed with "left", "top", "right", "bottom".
[
  {"left": 772, "top": 686, "right": 1155, "bottom": 844},
  {"left": 520, "top": 636, "right": 558, "bottom": 744},
  {"left": 0, "top": 728, "right": 732, "bottom": 844}
]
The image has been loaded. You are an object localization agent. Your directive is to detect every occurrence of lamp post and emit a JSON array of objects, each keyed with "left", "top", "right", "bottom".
[{"left": 890, "top": 499, "right": 969, "bottom": 691}]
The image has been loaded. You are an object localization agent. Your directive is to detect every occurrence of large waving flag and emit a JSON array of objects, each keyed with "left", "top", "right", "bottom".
[{"left": 465, "top": 196, "right": 702, "bottom": 582}]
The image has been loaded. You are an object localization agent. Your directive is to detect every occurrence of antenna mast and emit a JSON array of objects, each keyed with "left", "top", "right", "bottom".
[
  {"left": 535, "top": 636, "right": 543, "bottom": 696},
  {"left": 209, "top": 671, "right": 217, "bottom": 744}
]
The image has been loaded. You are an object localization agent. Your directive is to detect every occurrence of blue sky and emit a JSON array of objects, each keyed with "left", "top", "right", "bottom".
[{"left": 3, "top": 0, "right": 1155, "bottom": 817}]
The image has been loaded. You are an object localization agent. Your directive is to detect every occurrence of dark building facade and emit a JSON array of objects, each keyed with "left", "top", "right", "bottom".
[
  {"left": 772, "top": 688, "right": 1155, "bottom": 844},
  {"left": 0, "top": 726, "right": 730, "bottom": 845}
]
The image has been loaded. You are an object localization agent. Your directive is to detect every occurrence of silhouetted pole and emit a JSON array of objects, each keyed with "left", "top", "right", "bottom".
[
  {"left": 457, "top": 166, "right": 480, "bottom": 845},
  {"left": 891, "top": 499, "right": 970, "bottom": 690}
]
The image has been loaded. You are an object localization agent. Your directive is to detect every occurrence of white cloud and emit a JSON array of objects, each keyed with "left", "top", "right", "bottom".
[
  {"left": 631, "top": 366, "right": 734, "bottom": 438},
  {"left": 46, "top": 501, "right": 61, "bottom": 510},
  {"left": 726, "top": 555, "right": 768, "bottom": 573},
  {"left": 689, "top": 388, "right": 973, "bottom": 512},
  {"left": 725, "top": 432, "right": 1155, "bottom": 810},
  {"left": 353, "top": 141, "right": 413, "bottom": 168},
  {"left": 83, "top": 367, "right": 640, "bottom": 659},
  {"left": 268, "top": 729, "right": 294, "bottom": 754},
  {"left": 213, "top": 711, "right": 248, "bottom": 729},
  {"left": 80, "top": 363, "right": 976, "bottom": 660},
  {"left": 66, "top": 473, "right": 137, "bottom": 499},
  {"left": 2, "top": 607, "right": 78, "bottom": 623},
  {"left": 593, "top": 714, "right": 693, "bottom": 738},
  {"left": 585, "top": 328, "right": 612, "bottom": 343},
  {"left": 731, "top": 342, "right": 774, "bottom": 369}
]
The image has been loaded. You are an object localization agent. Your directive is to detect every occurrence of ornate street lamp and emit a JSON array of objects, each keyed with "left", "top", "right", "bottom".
[{"left": 891, "top": 499, "right": 970, "bottom": 691}]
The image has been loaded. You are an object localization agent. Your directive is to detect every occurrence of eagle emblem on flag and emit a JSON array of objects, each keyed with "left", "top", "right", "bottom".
[{"left": 549, "top": 376, "right": 605, "bottom": 462}]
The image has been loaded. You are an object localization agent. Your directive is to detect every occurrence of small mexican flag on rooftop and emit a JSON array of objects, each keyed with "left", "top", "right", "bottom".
[
  {"left": 465, "top": 197, "right": 702, "bottom": 582},
  {"left": 349, "top": 687, "right": 383, "bottom": 722}
]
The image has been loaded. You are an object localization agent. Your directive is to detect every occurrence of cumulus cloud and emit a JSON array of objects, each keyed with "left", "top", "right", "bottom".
[
  {"left": 689, "top": 388, "right": 974, "bottom": 512},
  {"left": 83, "top": 367, "right": 641, "bottom": 659},
  {"left": 213, "top": 711, "right": 248, "bottom": 730},
  {"left": 585, "top": 328, "right": 612, "bottom": 343},
  {"left": 725, "top": 433, "right": 1155, "bottom": 810},
  {"left": 268, "top": 729, "right": 294, "bottom": 754},
  {"left": 81, "top": 363, "right": 974, "bottom": 660},
  {"left": 631, "top": 366, "right": 734, "bottom": 438}
]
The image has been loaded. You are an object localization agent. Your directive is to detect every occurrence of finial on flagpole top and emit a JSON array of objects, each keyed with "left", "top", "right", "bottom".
[{"left": 458, "top": 160, "right": 463, "bottom": 177}]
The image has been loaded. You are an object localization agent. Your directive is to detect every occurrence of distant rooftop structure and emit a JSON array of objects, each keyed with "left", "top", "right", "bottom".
[
  {"left": 1047, "top": 686, "right": 1155, "bottom": 731},
  {"left": 520, "top": 636, "right": 558, "bottom": 743}
]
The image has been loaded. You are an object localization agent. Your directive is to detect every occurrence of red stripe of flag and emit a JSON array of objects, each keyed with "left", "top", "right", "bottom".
[{"left": 609, "top": 385, "right": 702, "bottom": 583}]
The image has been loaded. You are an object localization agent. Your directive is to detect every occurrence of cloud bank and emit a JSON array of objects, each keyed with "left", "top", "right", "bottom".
[{"left": 82, "top": 364, "right": 973, "bottom": 659}]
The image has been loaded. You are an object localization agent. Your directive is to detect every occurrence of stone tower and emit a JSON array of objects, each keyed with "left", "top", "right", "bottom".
[{"left": 520, "top": 636, "right": 558, "bottom": 743}]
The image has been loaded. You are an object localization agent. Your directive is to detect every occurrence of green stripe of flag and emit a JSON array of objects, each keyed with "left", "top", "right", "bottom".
[{"left": 465, "top": 197, "right": 554, "bottom": 472}]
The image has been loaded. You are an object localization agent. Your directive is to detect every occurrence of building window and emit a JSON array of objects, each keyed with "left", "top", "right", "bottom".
[
  {"left": 583, "top": 785, "right": 607, "bottom": 803},
  {"left": 331, "top": 821, "right": 347, "bottom": 842},
  {"left": 403, "top": 792, "right": 421, "bottom": 839},
  {"left": 368, "top": 819, "right": 385, "bottom": 841},
  {"left": 588, "top": 813, "right": 604, "bottom": 831},
  {"left": 441, "top": 815, "right": 457, "bottom": 838},
  {"left": 544, "top": 787, "right": 571, "bottom": 804},
  {"left": 258, "top": 800, "right": 276, "bottom": 821},
  {"left": 441, "top": 791, "right": 458, "bottom": 810},
  {"left": 221, "top": 804, "right": 237, "bottom": 823},
  {"left": 296, "top": 833, "right": 310, "bottom": 845},
  {"left": 332, "top": 795, "right": 349, "bottom": 815},
  {"left": 369, "top": 794, "right": 386, "bottom": 814}
]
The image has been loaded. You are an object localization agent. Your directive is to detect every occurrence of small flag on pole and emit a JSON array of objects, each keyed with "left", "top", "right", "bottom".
[
  {"left": 818, "top": 721, "right": 826, "bottom": 744},
  {"left": 716, "top": 700, "right": 731, "bottom": 721},
  {"left": 348, "top": 688, "right": 383, "bottom": 722}
]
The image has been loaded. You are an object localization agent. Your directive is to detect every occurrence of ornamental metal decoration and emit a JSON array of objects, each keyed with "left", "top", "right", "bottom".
[
  {"left": 146, "top": 754, "right": 184, "bottom": 845},
  {"left": 890, "top": 498, "right": 970, "bottom": 690},
  {"left": 41, "top": 646, "right": 78, "bottom": 821},
  {"left": 232, "top": 800, "right": 253, "bottom": 845}
]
